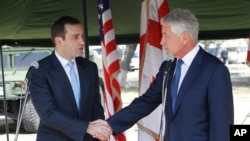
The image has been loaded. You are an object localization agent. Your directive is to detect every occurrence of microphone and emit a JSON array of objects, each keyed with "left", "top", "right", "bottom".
[
  {"left": 164, "top": 54, "right": 174, "bottom": 75},
  {"left": 159, "top": 54, "right": 174, "bottom": 140},
  {"left": 25, "top": 62, "right": 39, "bottom": 86},
  {"left": 15, "top": 61, "right": 39, "bottom": 141}
]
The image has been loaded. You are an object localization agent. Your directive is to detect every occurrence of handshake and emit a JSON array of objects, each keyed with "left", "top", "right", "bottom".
[{"left": 87, "top": 119, "right": 113, "bottom": 141}]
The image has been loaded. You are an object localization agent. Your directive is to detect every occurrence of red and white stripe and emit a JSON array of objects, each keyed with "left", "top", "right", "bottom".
[
  {"left": 247, "top": 34, "right": 250, "bottom": 64},
  {"left": 138, "top": 0, "right": 170, "bottom": 141},
  {"left": 98, "top": 0, "right": 126, "bottom": 140}
]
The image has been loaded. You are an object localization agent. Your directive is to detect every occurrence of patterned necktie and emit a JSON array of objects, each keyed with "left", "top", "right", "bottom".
[
  {"left": 171, "top": 59, "right": 183, "bottom": 113},
  {"left": 68, "top": 61, "right": 80, "bottom": 110}
]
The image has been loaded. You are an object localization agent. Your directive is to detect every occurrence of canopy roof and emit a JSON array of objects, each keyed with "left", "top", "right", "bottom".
[{"left": 0, "top": 0, "right": 250, "bottom": 46}]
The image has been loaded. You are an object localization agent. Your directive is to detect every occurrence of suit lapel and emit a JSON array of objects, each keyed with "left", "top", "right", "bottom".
[
  {"left": 50, "top": 53, "right": 79, "bottom": 113},
  {"left": 172, "top": 48, "right": 204, "bottom": 116}
]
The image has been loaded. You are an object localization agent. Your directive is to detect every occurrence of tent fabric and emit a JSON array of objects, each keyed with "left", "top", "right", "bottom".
[{"left": 0, "top": 0, "right": 250, "bottom": 46}]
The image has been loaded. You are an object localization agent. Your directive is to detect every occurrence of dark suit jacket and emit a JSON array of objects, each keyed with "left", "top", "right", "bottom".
[
  {"left": 107, "top": 47, "right": 234, "bottom": 141},
  {"left": 30, "top": 52, "right": 104, "bottom": 141}
]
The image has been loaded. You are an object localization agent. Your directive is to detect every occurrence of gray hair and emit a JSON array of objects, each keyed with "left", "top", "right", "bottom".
[{"left": 161, "top": 8, "right": 199, "bottom": 41}]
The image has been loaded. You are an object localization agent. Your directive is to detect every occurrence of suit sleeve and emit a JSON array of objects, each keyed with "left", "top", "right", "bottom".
[
  {"left": 208, "top": 64, "right": 234, "bottom": 141},
  {"left": 107, "top": 61, "right": 168, "bottom": 134},
  {"left": 90, "top": 63, "right": 105, "bottom": 120}
]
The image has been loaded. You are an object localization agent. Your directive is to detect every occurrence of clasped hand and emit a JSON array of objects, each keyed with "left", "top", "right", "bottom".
[{"left": 87, "top": 119, "right": 112, "bottom": 141}]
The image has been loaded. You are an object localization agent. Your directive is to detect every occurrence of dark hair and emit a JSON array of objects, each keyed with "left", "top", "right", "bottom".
[{"left": 51, "top": 16, "right": 80, "bottom": 45}]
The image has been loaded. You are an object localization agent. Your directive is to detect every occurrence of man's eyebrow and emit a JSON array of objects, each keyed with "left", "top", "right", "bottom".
[{"left": 72, "top": 33, "right": 81, "bottom": 37}]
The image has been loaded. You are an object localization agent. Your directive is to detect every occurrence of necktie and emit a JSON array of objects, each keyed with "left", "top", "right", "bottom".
[
  {"left": 171, "top": 59, "right": 183, "bottom": 113},
  {"left": 68, "top": 61, "right": 80, "bottom": 109}
]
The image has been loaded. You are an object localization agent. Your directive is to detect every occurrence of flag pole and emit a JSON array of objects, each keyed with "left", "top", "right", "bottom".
[{"left": 82, "top": 0, "right": 90, "bottom": 59}]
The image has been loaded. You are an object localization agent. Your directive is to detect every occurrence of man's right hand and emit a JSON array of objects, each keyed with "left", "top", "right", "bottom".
[{"left": 86, "top": 119, "right": 113, "bottom": 141}]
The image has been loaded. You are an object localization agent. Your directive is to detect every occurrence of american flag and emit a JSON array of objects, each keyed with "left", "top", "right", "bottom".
[
  {"left": 98, "top": 0, "right": 126, "bottom": 140},
  {"left": 138, "top": 0, "right": 170, "bottom": 140}
]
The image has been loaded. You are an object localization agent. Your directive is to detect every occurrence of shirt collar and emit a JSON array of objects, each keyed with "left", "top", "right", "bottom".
[
  {"left": 181, "top": 44, "right": 200, "bottom": 67},
  {"left": 55, "top": 50, "right": 76, "bottom": 67}
]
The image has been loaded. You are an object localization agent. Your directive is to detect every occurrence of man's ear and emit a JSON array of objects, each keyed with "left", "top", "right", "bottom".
[
  {"left": 55, "top": 37, "right": 63, "bottom": 47},
  {"left": 181, "top": 31, "right": 190, "bottom": 44}
]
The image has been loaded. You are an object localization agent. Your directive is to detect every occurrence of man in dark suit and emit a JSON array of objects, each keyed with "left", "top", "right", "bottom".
[
  {"left": 30, "top": 16, "right": 111, "bottom": 141},
  {"left": 92, "top": 8, "right": 234, "bottom": 141}
]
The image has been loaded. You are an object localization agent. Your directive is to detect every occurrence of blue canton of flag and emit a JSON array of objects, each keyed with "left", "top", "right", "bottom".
[{"left": 98, "top": 0, "right": 109, "bottom": 42}]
